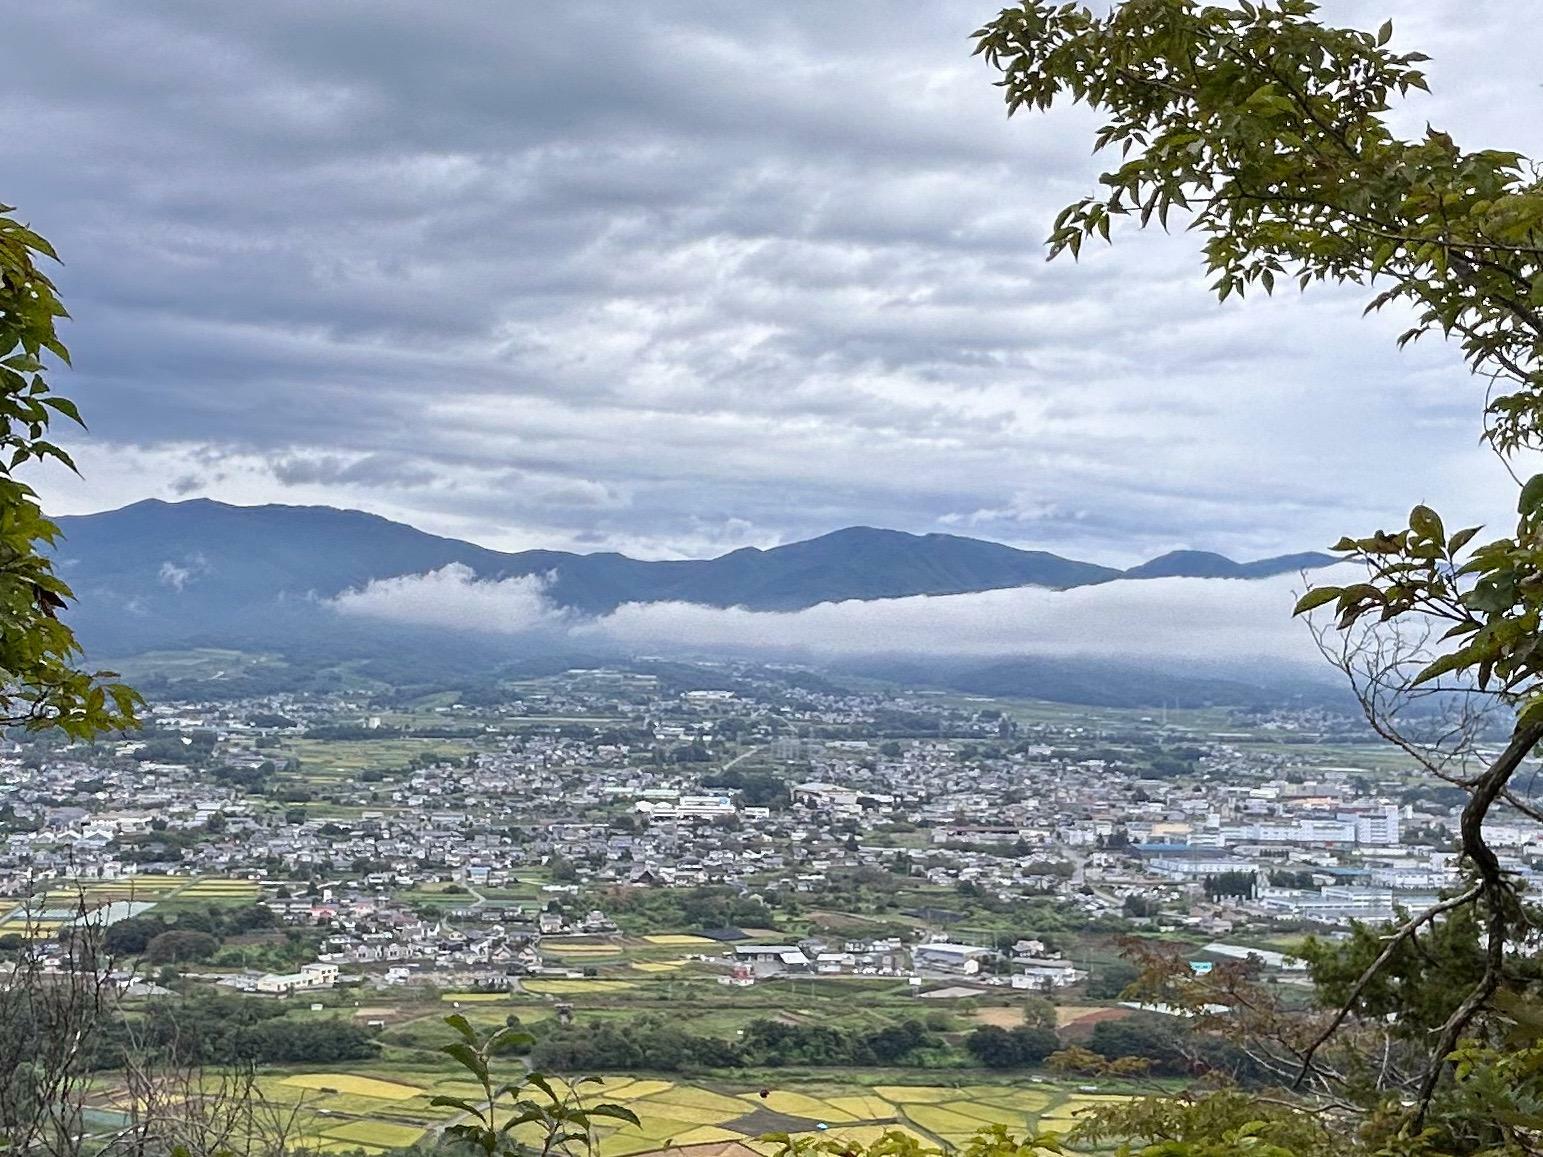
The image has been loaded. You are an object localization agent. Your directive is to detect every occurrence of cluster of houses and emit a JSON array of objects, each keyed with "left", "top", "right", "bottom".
[{"left": 0, "top": 667, "right": 1532, "bottom": 999}]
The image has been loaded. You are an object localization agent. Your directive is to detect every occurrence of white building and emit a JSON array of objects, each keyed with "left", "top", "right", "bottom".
[
  {"left": 1150, "top": 858, "right": 1255, "bottom": 880},
  {"left": 254, "top": 962, "right": 338, "bottom": 995},
  {"left": 732, "top": 944, "right": 810, "bottom": 973},
  {"left": 676, "top": 795, "right": 736, "bottom": 819},
  {"left": 792, "top": 782, "right": 862, "bottom": 811},
  {"left": 1012, "top": 957, "right": 1086, "bottom": 988},
  {"left": 1353, "top": 807, "right": 1401, "bottom": 846},
  {"left": 635, "top": 795, "right": 736, "bottom": 820},
  {"left": 1257, "top": 885, "right": 1399, "bottom": 924}
]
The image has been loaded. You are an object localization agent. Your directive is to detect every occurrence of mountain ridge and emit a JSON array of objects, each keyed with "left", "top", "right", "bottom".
[{"left": 47, "top": 498, "right": 1336, "bottom": 655}]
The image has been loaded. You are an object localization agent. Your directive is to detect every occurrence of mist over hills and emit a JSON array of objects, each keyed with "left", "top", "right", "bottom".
[
  {"left": 53, "top": 498, "right": 1128, "bottom": 629},
  {"left": 47, "top": 499, "right": 1341, "bottom": 706}
]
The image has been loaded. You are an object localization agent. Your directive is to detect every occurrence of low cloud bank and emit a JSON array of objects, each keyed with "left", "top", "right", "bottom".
[
  {"left": 331, "top": 564, "right": 568, "bottom": 634},
  {"left": 331, "top": 562, "right": 1363, "bottom": 672}
]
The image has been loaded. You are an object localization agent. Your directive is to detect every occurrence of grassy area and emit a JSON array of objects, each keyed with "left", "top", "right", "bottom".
[{"left": 103, "top": 649, "right": 291, "bottom": 682}]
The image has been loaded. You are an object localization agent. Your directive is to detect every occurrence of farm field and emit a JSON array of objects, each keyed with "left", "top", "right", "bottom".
[
  {"left": 522, "top": 979, "right": 640, "bottom": 995},
  {"left": 283, "top": 738, "right": 479, "bottom": 777},
  {"left": 1, "top": 874, "right": 266, "bottom": 936},
  {"left": 227, "top": 1066, "right": 1136, "bottom": 1155}
]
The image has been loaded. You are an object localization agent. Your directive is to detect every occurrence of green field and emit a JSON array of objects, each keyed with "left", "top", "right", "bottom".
[
  {"left": 104, "top": 648, "right": 292, "bottom": 682},
  {"left": 283, "top": 738, "right": 477, "bottom": 776}
]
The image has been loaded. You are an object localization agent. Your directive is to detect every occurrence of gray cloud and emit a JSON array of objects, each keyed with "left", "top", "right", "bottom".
[
  {"left": 4, "top": 2, "right": 1540, "bottom": 563},
  {"left": 168, "top": 474, "right": 205, "bottom": 496},
  {"left": 269, "top": 453, "right": 437, "bottom": 489}
]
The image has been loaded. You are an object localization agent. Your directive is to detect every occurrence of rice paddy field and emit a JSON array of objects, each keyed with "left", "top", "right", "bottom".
[
  {"left": 522, "top": 979, "right": 641, "bottom": 995},
  {"left": 229, "top": 1069, "right": 1135, "bottom": 1156},
  {"left": 0, "top": 874, "right": 265, "bottom": 936},
  {"left": 0, "top": 915, "right": 67, "bottom": 936}
]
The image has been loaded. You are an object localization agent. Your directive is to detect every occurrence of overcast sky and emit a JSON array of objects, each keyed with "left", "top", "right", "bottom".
[{"left": 6, "top": 1, "right": 1541, "bottom": 564}]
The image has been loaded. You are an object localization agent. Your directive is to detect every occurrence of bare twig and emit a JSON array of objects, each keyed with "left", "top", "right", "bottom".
[{"left": 1292, "top": 884, "right": 1481, "bottom": 1088}]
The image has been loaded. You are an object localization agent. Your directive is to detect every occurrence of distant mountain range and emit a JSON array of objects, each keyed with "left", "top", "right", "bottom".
[
  {"left": 47, "top": 498, "right": 1335, "bottom": 658},
  {"left": 1123, "top": 549, "right": 1339, "bottom": 580}
]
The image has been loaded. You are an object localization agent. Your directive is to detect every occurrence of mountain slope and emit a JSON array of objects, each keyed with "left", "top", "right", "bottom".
[
  {"left": 657, "top": 526, "right": 1120, "bottom": 609},
  {"left": 47, "top": 498, "right": 1335, "bottom": 654},
  {"left": 1122, "top": 549, "right": 1336, "bottom": 580}
]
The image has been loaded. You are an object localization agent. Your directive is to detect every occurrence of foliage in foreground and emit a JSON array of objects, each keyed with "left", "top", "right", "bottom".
[
  {"left": 433, "top": 1015, "right": 639, "bottom": 1157},
  {"left": 0, "top": 206, "right": 139, "bottom": 735},
  {"left": 968, "top": 0, "right": 1543, "bottom": 1152},
  {"left": 770, "top": 1125, "right": 1068, "bottom": 1157}
]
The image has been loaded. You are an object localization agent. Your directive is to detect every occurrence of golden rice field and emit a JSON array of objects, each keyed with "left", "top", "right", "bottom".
[
  {"left": 581, "top": 1079, "right": 1132, "bottom": 1155},
  {"left": 60, "top": 874, "right": 187, "bottom": 892},
  {"left": 0, "top": 874, "right": 271, "bottom": 936},
  {"left": 641, "top": 934, "right": 714, "bottom": 946},
  {"left": 240, "top": 1070, "right": 1135, "bottom": 1155},
  {"left": 33, "top": 875, "right": 258, "bottom": 907},
  {"left": 178, "top": 881, "right": 261, "bottom": 899},
  {"left": 282, "top": 1073, "right": 426, "bottom": 1101},
  {"left": 522, "top": 979, "right": 639, "bottom": 994},
  {"left": 0, "top": 918, "right": 65, "bottom": 938},
  {"left": 311, "top": 1120, "right": 425, "bottom": 1149}
]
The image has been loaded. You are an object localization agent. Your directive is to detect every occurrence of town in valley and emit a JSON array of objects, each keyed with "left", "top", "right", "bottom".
[{"left": 0, "top": 655, "right": 1502, "bottom": 1153}]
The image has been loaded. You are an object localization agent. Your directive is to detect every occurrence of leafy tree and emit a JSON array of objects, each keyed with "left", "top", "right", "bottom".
[
  {"left": 974, "top": 0, "right": 1543, "bottom": 1142},
  {"left": 143, "top": 930, "right": 219, "bottom": 965},
  {"left": 734, "top": 1017, "right": 939, "bottom": 1069},
  {"left": 718, "top": 769, "right": 789, "bottom": 808},
  {"left": 1204, "top": 870, "right": 1257, "bottom": 901},
  {"left": 528, "top": 1013, "right": 739, "bottom": 1073},
  {"left": 91, "top": 991, "right": 379, "bottom": 1069},
  {"left": 964, "top": 1025, "right": 1020, "bottom": 1070},
  {"left": 0, "top": 208, "right": 138, "bottom": 736},
  {"left": 865, "top": 1020, "right": 932, "bottom": 1065},
  {"left": 1021, "top": 995, "right": 1057, "bottom": 1032},
  {"left": 965, "top": 1024, "right": 1059, "bottom": 1069},
  {"left": 236, "top": 1017, "right": 378, "bottom": 1064},
  {"left": 1122, "top": 893, "right": 1159, "bottom": 918},
  {"left": 1087, "top": 1014, "right": 1189, "bottom": 1075},
  {"left": 103, "top": 915, "right": 166, "bottom": 957},
  {"left": 1085, "top": 960, "right": 1140, "bottom": 1000},
  {"left": 1299, "top": 904, "right": 1494, "bottom": 1041},
  {"left": 1269, "top": 869, "right": 1317, "bottom": 890}
]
